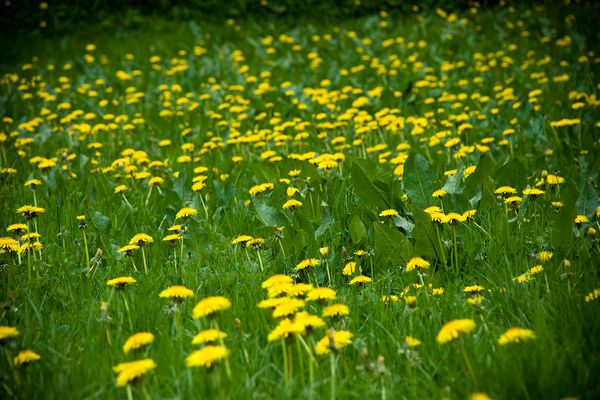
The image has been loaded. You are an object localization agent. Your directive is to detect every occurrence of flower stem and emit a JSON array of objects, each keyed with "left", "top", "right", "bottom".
[
  {"left": 330, "top": 353, "right": 336, "bottom": 400},
  {"left": 83, "top": 230, "right": 91, "bottom": 278},
  {"left": 460, "top": 341, "right": 477, "bottom": 385},
  {"left": 141, "top": 247, "right": 148, "bottom": 274},
  {"left": 213, "top": 320, "right": 231, "bottom": 380}
]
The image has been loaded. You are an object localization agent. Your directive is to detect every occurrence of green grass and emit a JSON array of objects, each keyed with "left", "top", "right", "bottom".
[{"left": 1, "top": 2, "right": 600, "bottom": 399}]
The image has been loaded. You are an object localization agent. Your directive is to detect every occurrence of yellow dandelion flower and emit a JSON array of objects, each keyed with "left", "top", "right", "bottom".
[
  {"left": 442, "top": 212, "right": 467, "bottom": 224},
  {"left": 379, "top": 209, "right": 399, "bottom": 218},
  {"left": 232, "top": 234, "right": 253, "bottom": 246},
  {"left": 498, "top": 327, "right": 536, "bottom": 345},
  {"left": 107, "top": 276, "right": 137, "bottom": 288},
  {"left": 282, "top": 199, "right": 303, "bottom": 209},
  {"left": 315, "top": 330, "right": 353, "bottom": 355},
  {"left": 159, "top": 285, "right": 194, "bottom": 301},
  {"left": 268, "top": 318, "right": 304, "bottom": 341},
  {"left": 470, "top": 393, "right": 493, "bottom": 400},
  {"left": 249, "top": 182, "right": 274, "bottom": 196},
  {"left": 272, "top": 298, "right": 305, "bottom": 318},
  {"left": 114, "top": 185, "right": 128, "bottom": 193},
  {"left": 294, "top": 311, "right": 326, "bottom": 330},
  {"left": 176, "top": 207, "right": 198, "bottom": 220},
  {"left": 494, "top": 186, "right": 517, "bottom": 196},
  {"left": 306, "top": 287, "right": 336, "bottom": 302},
  {"left": 436, "top": 319, "right": 476, "bottom": 344},
  {"left": 286, "top": 283, "right": 314, "bottom": 297},
  {"left": 16, "top": 205, "right": 45, "bottom": 219},
  {"left": 0, "top": 237, "right": 19, "bottom": 252},
  {"left": 584, "top": 288, "right": 600, "bottom": 302},
  {"left": 186, "top": 345, "right": 229, "bottom": 368},
  {"left": 192, "top": 329, "right": 228, "bottom": 345},
  {"left": 162, "top": 233, "right": 182, "bottom": 243},
  {"left": 405, "top": 336, "right": 421, "bottom": 347},
  {"left": 575, "top": 215, "right": 588, "bottom": 225},
  {"left": 192, "top": 296, "right": 231, "bottom": 319},
  {"left": 349, "top": 275, "right": 372, "bottom": 285},
  {"left": 7, "top": 223, "right": 28, "bottom": 234},
  {"left": 322, "top": 303, "right": 350, "bottom": 318},
  {"left": 296, "top": 258, "right": 320, "bottom": 271},
  {"left": 0, "top": 326, "right": 20, "bottom": 341},
  {"left": 117, "top": 244, "right": 139, "bottom": 255},
  {"left": 538, "top": 251, "right": 553, "bottom": 263},
  {"left": 13, "top": 349, "right": 41, "bottom": 366},
  {"left": 123, "top": 332, "right": 155, "bottom": 353},
  {"left": 129, "top": 233, "right": 153, "bottom": 246},
  {"left": 406, "top": 257, "right": 430, "bottom": 272},
  {"left": 261, "top": 274, "right": 293, "bottom": 289},
  {"left": 464, "top": 285, "right": 485, "bottom": 293},
  {"left": 113, "top": 359, "right": 156, "bottom": 387},
  {"left": 432, "top": 189, "right": 447, "bottom": 199}
]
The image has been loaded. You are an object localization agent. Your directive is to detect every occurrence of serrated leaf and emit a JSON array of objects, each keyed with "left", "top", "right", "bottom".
[
  {"left": 576, "top": 180, "right": 599, "bottom": 216},
  {"left": 412, "top": 209, "right": 444, "bottom": 261},
  {"left": 253, "top": 197, "right": 285, "bottom": 227}
]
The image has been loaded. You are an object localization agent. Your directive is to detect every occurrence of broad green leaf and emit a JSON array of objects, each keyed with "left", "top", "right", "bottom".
[
  {"left": 350, "top": 160, "right": 389, "bottom": 211},
  {"left": 349, "top": 214, "right": 367, "bottom": 243},
  {"left": 373, "top": 222, "right": 413, "bottom": 266},
  {"left": 402, "top": 154, "right": 435, "bottom": 209},
  {"left": 493, "top": 158, "right": 527, "bottom": 190},
  {"left": 412, "top": 209, "right": 444, "bottom": 261},
  {"left": 576, "top": 180, "right": 599, "bottom": 216},
  {"left": 253, "top": 197, "right": 285, "bottom": 227}
]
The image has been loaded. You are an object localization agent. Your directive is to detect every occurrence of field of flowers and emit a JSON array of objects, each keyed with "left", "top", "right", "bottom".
[{"left": 1, "top": 1, "right": 600, "bottom": 399}]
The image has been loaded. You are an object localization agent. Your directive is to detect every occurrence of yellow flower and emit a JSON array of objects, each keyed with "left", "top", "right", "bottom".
[
  {"left": 268, "top": 318, "right": 304, "bottom": 341},
  {"left": 379, "top": 209, "right": 398, "bottom": 218},
  {"left": 282, "top": 199, "right": 303, "bottom": 209},
  {"left": 231, "top": 234, "right": 253, "bottom": 246},
  {"left": 159, "top": 285, "right": 194, "bottom": 301},
  {"left": 323, "top": 304, "right": 350, "bottom": 318},
  {"left": 192, "top": 329, "right": 228, "bottom": 345},
  {"left": 405, "top": 336, "right": 421, "bottom": 347},
  {"left": 494, "top": 186, "right": 517, "bottom": 196},
  {"left": 464, "top": 285, "right": 485, "bottom": 293},
  {"left": 349, "top": 275, "right": 372, "bottom": 285},
  {"left": 0, "top": 237, "right": 19, "bottom": 253},
  {"left": 176, "top": 207, "right": 198, "bottom": 219},
  {"left": 342, "top": 261, "right": 357, "bottom": 276},
  {"left": 113, "top": 359, "right": 156, "bottom": 387},
  {"left": 107, "top": 276, "right": 137, "bottom": 288},
  {"left": 436, "top": 319, "right": 476, "bottom": 344},
  {"left": 406, "top": 257, "right": 430, "bottom": 272},
  {"left": 117, "top": 244, "right": 139, "bottom": 255},
  {"left": 192, "top": 296, "right": 231, "bottom": 319},
  {"left": 186, "top": 345, "right": 229, "bottom": 368},
  {"left": 261, "top": 274, "right": 293, "bottom": 289},
  {"left": 498, "top": 327, "right": 536, "bottom": 345},
  {"left": 538, "top": 251, "right": 553, "bottom": 263},
  {"left": 295, "top": 258, "right": 320, "bottom": 271},
  {"left": 470, "top": 393, "right": 493, "bottom": 400},
  {"left": 319, "top": 246, "right": 329, "bottom": 257},
  {"left": 129, "top": 233, "right": 153, "bottom": 246},
  {"left": 6, "top": 223, "right": 28, "bottom": 234},
  {"left": 123, "top": 332, "right": 155, "bottom": 353},
  {"left": 162, "top": 234, "right": 182, "bottom": 243},
  {"left": 0, "top": 326, "right": 20, "bottom": 341},
  {"left": 272, "top": 298, "right": 305, "bottom": 318},
  {"left": 523, "top": 188, "right": 545, "bottom": 198},
  {"left": 585, "top": 288, "right": 600, "bottom": 302},
  {"left": 432, "top": 189, "right": 447, "bottom": 199},
  {"left": 294, "top": 311, "right": 325, "bottom": 330},
  {"left": 504, "top": 196, "right": 522, "bottom": 208},
  {"left": 16, "top": 205, "right": 45, "bottom": 219},
  {"left": 249, "top": 182, "right": 274, "bottom": 196},
  {"left": 24, "top": 179, "right": 42, "bottom": 187},
  {"left": 442, "top": 212, "right": 467, "bottom": 224},
  {"left": 315, "top": 330, "right": 353, "bottom": 355},
  {"left": 306, "top": 287, "right": 336, "bottom": 302},
  {"left": 13, "top": 349, "right": 41, "bottom": 366},
  {"left": 114, "top": 184, "right": 128, "bottom": 193},
  {"left": 575, "top": 215, "right": 588, "bottom": 225}
]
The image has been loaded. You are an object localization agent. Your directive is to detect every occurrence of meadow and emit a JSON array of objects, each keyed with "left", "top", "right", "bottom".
[{"left": 1, "top": 1, "right": 600, "bottom": 399}]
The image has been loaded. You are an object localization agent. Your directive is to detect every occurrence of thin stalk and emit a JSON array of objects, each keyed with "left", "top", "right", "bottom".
[
  {"left": 83, "top": 230, "right": 91, "bottom": 278},
  {"left": 141, "top": 247, "right": 148, "bottom": 274},
  {"left": 26, "top": 220, "right": 31, "bottom": 284},
  {"left": 282, "top": 339, "right": 289, "bottom": 386},
  {"left": 460, "top": 341, "right": 477, "bottom": 385},
  {"left": 213, "top": 320, "right": 231, "bottom": 380},
  {"left": 330, "top": 353, "right": 336, "bottom": 400},
  {"left": 123, "top": 295, "right": 134, "bottom": 331},
  {"left": 257, "top": 250, "right": 264, "bottom": 272},
  {"left": 126, "top": 385, "right": 133, "bottom": 400}
]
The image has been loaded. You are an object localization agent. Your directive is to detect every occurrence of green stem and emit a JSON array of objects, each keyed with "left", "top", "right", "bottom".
[
  {"left": 257, "top": 250, "right": 264, "bottom": 272},
  {"left": 213, "top": 320, "right": 231, "bottom": 380},
  {"left": 452, "top": 225, "right": 459, "bottom": 274},
  {"left": 141, "top": 247, "right": 148, "bottom": 274},
  {"left": 126, "top": 384, "right": 133, "bottom": 400},
  {"left": 330, "top": 353, "right": 336, "bottom": 400},
  {"left": 460, "top": 341, "right": 477, "bottom": 385},
  {"left": 83, "top": 230, "right": 91, "bottom": 278},
  {"left": 123, "top": 295, "right": 133, "bottom": 331},
  {"left": 282, "top": 339, "right": 289, "bottom": 386}
]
